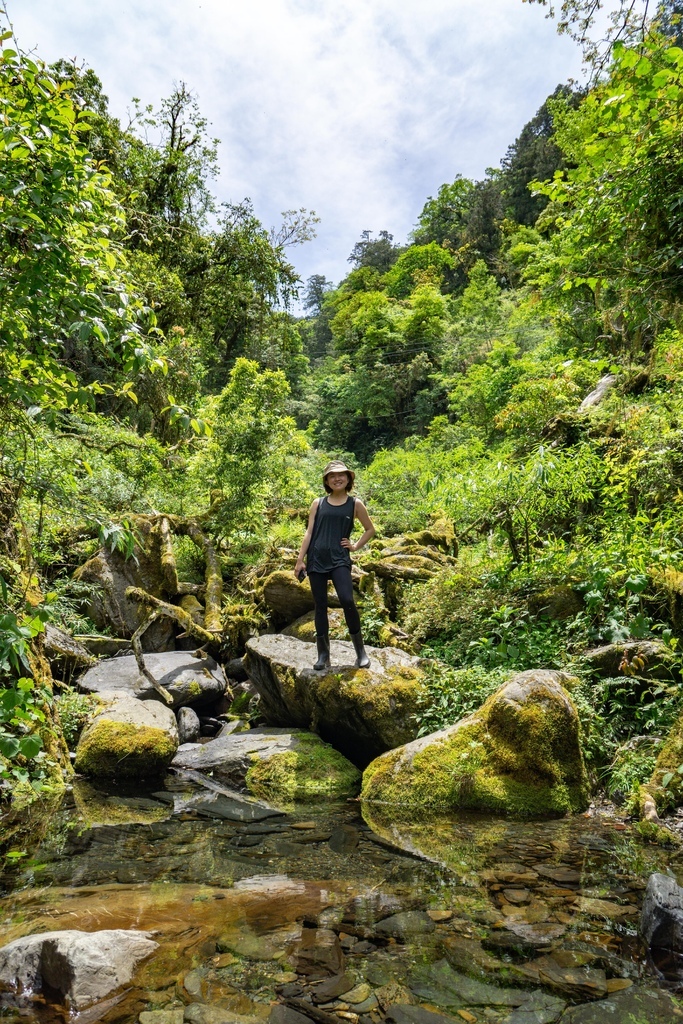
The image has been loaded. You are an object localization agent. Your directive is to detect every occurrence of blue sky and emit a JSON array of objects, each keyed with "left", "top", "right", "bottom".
[{"left": 11, "top": 0, "right": 584, "bottom": 291}]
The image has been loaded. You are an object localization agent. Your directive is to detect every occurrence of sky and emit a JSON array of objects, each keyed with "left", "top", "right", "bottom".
[{"left": 10, "top": 0, "right": 585, "bottom": 292}]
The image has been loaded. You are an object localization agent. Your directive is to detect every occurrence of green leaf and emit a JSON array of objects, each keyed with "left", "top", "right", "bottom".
[{"left": 662, "top": 772, "right": 674, "bottom": 788}]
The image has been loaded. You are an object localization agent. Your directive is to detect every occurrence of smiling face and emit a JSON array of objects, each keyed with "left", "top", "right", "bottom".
[{"left": 325, "top": 471, "right": 351, "bottom": 493}]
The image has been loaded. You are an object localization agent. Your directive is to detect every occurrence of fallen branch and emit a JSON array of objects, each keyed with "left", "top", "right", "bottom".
[
  {"left": 131, "top": 610, "right": 174, "bottom": 705},
  {"left": 126, "top": 586, "right": 221, "bottom": 649}
]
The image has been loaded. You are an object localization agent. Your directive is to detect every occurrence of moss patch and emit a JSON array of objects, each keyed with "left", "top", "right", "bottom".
[
  {"left": 361, "top": 670, "right": 589, "bottom": 818},
  {"left": 245, "top": 731, "right": 361, "bottom": 802},
  {"left": 645, "top": 708, "right": 683, "bottom": 811},
  {"left": 74, "top": 719, "right": 177, "bottom": 779}
]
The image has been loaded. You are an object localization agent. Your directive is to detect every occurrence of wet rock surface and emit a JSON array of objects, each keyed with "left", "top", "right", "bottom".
[
  {"left": 2, "top": 790, "right": 683, "bottom": 1023},
  {"left": 0, "top": 928, "right": 158, "bottom": 1010},
  {"left": 78, "top": 650, "right": 226, "bottom": 708},
  {"left": 245, "top": 634, "right": 424, "bottom": 765}
]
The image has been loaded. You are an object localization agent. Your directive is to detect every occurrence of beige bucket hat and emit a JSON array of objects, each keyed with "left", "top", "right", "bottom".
[{"left": 322, "top": 460, "right": 355, "bottom": 486}]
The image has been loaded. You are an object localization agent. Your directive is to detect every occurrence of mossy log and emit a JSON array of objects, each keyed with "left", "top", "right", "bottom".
[
  {"left": 126, "top": 586, "right": 221, "bottom": 650},
  {"left": 158, "top": 517, "right": 179, "bottom": 595},
  {"left": 175, "top": 520, "right": 223, "bottom": 632}
]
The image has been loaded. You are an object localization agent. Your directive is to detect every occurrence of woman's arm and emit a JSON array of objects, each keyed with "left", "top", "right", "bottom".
[
  {"left": 341, "top": 499, "right": 375, "bottom": 553},
  {"left": 294, "top": 500, "right": 319, "bottom": 577}
]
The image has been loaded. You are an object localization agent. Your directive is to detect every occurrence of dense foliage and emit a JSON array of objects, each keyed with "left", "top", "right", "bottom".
[{"left": 3, "top": 5, "right": 683, "bottom": 807}]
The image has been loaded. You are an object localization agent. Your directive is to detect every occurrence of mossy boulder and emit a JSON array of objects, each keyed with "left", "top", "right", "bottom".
[
  {"left": 527, "top": 586, "right": 583, "bottom": 621},
  {"left": 361, "top": 669, "right": 589, "bottom": 817},
  {"left": 172, "top": 726, "right": 360, "bottom": 802},
  {"left": 245, "top": 634, "right": 425, "bottom": 766},
  {"left": 74, "top": 694, "right": 178, "bottom": 779},
  {"left": 582, "top": 640, "right": 678, "bottom": 681},
  {"left": 282, "top": 608, "right": 347, "bottom": 643}
]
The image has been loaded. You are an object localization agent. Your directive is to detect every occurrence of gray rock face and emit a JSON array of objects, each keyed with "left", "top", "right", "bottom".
[
  {"left": 177, "top": 706, "right": 201, "bottom": 744},
  {"left": 641, "top": 872, "right": 683, "bottom": 953},
  {"left": 0, "top": 928, "right": 157, "bottom": 1010},
  {"left": 245, "top": 633, "right": 424, "bottom": 766},
  {"left": 43, "top": 623, "right": 94, "bottom": 682},
  {"left": 74, "top": 528, "right": 174, "bottom": 650},
  {"left": 173, "top": 727, "right": 303, "bottom": 784},
  {"left": 74, "top": 694, "right": 179, "bottom": 779},
  {"left": 78, "top": 651, "right": 225, "bottom": 709}
]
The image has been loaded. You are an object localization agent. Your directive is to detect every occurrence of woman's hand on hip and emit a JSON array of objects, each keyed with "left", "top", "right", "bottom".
[{"left": 340, "top": 538, "right": 356, "bottom": 551}]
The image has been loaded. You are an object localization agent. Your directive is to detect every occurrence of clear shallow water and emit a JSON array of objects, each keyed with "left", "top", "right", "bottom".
[{"left": 1, "top": 775, "right": 683, "bottom": 1023}]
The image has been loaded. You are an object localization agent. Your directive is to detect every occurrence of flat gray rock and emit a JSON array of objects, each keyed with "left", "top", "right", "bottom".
[
  {"left": 503, "top": 992, "right": 565, "bottom": 1024},
  {"left": 172, "top": 727, "right": 301, "bottom": 785},
  {"left": 0, "top": 929, "right": 157, "bottom": 1010},
  {"left": 560, "top": 985, "right": 683, "bottom": 1022},
  {"left": 641, "top": 872, "right": 683, "bottom": 952},
  {"left": 79, "top": 651, "right": 225, "bottom": 709}
]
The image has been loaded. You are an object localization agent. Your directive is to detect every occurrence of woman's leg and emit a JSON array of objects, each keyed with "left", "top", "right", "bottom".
[
  {"left": 330, "top": 566, "right": 361, "bottom": 634},
  {"left": 308, "top": 572, "right": 330, "bottom": 635}
]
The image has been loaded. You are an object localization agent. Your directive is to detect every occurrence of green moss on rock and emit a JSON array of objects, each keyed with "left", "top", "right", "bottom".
[
  {"left": 645, "top": 709, "right": 683, "bottom": 812},
  {"left": 361, "top": 669, "right": 589, "bottom": 818},
  {"left": 74, "top": 719, "right": 177, "bottom": 779},
  {"left": 245, "top": 731, "right": 361, "bottom": 802}
]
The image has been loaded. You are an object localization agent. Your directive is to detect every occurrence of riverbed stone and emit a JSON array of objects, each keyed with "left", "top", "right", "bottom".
[
  {"left": 386, "top": 1007, "right": 457, "bottom": 1024},
  {"left": 43, "top": 623, "right": 95, "bottom": 681},
  {"left": 559, "top": 985, "right": 683, "bottom": 1022},
  {"left": 361, "top": 669, "right": 589, "bottom": 817},
  {"left": 172, "top": 727, "right": 360, "bottom": 802},
  {"left": 374, "top": 912, "right": 436, "bottom": 940},
  {"left": 409, "top": 959, "right": 528, "bottom": 1008},
  {"left": 0, "top": 928, "right": 158, "bottom": 1010},
  {"left": 641, "top": 872, "right": 683, "bottom": 955},
  {"left": 582, "top": 639, "right": 678, "bottom": 680},
  {"left": 245, "top": 633, "right": 425, "bottom": 765},
  {"left": 74, "top": 694, "right": 178, "bottom": 779},
  {"left": 78, "top": 650, "right": 226, "bottom": 709},
  {"left": 178, "top": 706, "right": 201, "bottom": 744},
  {"left": 502, "top": 992, "right": 565, "bottom": 1024}
]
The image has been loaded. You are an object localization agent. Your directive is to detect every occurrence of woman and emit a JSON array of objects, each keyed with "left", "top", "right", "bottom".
[{"left": 294, "top": 460, "right": 376, "bottom": 671}]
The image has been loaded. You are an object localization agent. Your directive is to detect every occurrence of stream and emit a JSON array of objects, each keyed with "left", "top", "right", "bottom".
[{"left": 1, "top": 773, "right": 683, "bottom": 1023}]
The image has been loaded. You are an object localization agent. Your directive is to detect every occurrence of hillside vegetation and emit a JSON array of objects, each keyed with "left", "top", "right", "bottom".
[{"left": 3, "top": 7, "right": 683, "bottom": 818}]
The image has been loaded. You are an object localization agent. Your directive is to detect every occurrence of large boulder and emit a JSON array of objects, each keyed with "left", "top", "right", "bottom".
[
  {"left": 261, "top": 570, "right": 316, "bottom": 623},
  {"left": 282, "top": 608, "right": 347, "bottom": 643},
  {"left": 645, "top": 708, "right": 683, "bottom": 811},
  {"left": 0, "top": 928, "right": 157, "bottom": 1010},
  {"left": 172, "top": 727, "right": 360, "bottom": 803},
  {"left": 78, "top": 650, "right": 225, "bottom": 709},
  {"left": 73, "top": 519, "right": 174, "bottom": 650},
  {"left": 361, "top": 669, "right": 589, "bottom": 817},
  {"left": 582, "top": 639, "right": 678, "bottom": 681},
  {"left": 245, "top": 634, "right": 425, "bottom": 765},
  {"left": 641, "top": 873, "right": 683, "bottom": 955},
  {"left": 74, "top": 694, "right": 178, "bottom": 779}
]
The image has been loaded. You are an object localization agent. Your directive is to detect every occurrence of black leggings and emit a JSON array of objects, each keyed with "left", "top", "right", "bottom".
[{"left": 308, "top": 567, "right": 361, "bottom": 636}]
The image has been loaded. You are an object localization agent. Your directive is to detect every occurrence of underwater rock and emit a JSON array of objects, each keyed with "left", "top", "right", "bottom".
[
  {"left": 409, "top": 958, "right": 528, "bottom": 1008},
  {"left": 172, "top": 726, "right": 361, "bottom": 802},
  {"left": 374, "top": 912, "right": 436, "bottom": 940},
  {"left": 245, "top": 634, "right": 424, "bottom": 766},
  {"left": 559, "top": 984, "right": 683, "bottom": 1022},
  {"left": 0, "top": 928, "right": 157, "bottom": 1010},
  {"left": 177, "top": 706, "right": 201, "bottom": 744},
  {"left": 74, "top": 694, "right": 178, "bottom": 779},
  {"left": 503, "top": 991, "right": 565, "bottom": 1024},
  {"left": 78, "top": 650, "right": 226, "bottom": 709},
  {"left": 361, "top": 669, "right": 589, "bottom": 817}
]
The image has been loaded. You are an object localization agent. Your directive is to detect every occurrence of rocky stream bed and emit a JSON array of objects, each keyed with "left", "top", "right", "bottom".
[{"left": 2, "top": 775, "right": 683, "bottom": 1023}]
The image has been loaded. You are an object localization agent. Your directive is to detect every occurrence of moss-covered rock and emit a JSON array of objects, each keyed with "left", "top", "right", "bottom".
[
  {"left": 644, "top": 708, "right": 683, "bottom": 812},
  {"left": 282, "top": 608, "right": 347, "bottom": 643},
  {"left": 527, "top": 586, "right": 583, "bottom": 621},
  {"left": 361, "top": 669, "right": 589, "bottom": 817},
  {"left": 245, "top": 634, "right": 425, "bottom": 766},
  {"left": 582, "top": 640, "right": 678, "bottom": 681},
  {"left": 172, "top": 725, "right": 360, "bottom": 802},
  {"left": 74, "top": 694, "right": 178, "bottom": 779},
  {"left": 245, "top": 731, "right": 361, "bottom": 803}
]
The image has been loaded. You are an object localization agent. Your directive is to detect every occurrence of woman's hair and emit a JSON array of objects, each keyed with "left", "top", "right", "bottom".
[{"left": 323, "top": 472, "right": 353, "bottom": 494}]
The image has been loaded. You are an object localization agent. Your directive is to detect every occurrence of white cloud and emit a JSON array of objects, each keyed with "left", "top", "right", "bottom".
[{"left": 10, "top": 0, "right": 583, "bottom": 288}]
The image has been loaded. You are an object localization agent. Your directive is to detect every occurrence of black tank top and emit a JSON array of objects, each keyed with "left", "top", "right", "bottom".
[{"left": 307, "top": 496, "right": 355, "bottom": 573}]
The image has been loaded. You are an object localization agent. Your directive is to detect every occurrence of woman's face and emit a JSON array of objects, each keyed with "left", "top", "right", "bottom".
[{"left": 327, "top": 472, "right": 349, "bottom": 491}]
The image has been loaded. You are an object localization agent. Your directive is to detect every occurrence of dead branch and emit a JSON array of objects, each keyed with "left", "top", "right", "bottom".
[
  {"left": 130, "top": 610, "right": 174, "bottom": 705},
  {"left": 126, "top": 586, "right": 221, "bottom": 649},
  {"left": 177, "top": 521, "right": 223, "bottom": 632}
]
